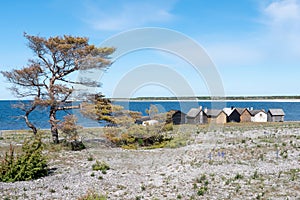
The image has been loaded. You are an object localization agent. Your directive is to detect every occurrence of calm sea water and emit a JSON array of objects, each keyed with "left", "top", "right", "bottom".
[{"left": 0, "top": 100, "right": 299, "bottom": 130}]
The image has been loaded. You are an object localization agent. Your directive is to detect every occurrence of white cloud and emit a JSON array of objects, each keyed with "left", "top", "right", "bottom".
[
  {"left": 262, "top": 0, "right": 300, "bottom": 59},
  {"left": 203, "top": 0, "right": 300, "bottom": 68},
  {"left": 264, "top": 0, "right": 300, "bottom": 25},
  {"left": 82, "top": 0, "right": 176, "bottom": 31}
]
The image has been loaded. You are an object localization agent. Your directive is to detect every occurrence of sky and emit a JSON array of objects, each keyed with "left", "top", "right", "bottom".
[{"left": 0, "top": 0, "right": 300, "bottom": 99}]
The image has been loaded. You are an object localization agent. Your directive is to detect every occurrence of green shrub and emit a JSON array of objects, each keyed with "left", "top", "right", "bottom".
[
  {"left": 164, "top": 137, "right": 186, "bottom": 148},
  {"left": 0, "top": 133, "right": 48, "bottom": 182},
  {"left": 87, "top": 155, "right": 94, "bottom": 161},
  {"left": 92, "top": 160, "right": 110, "bottom": 174},
  {"left": 197, "top": 174, "right": 207, "bottom": 183},
  {"left": 234, "top": 173, "right": 244, "bottom": 180},
  {"left": 78, "top": 190, "right": 107, "bottom": 200},
  {"left": 104, "top": 124, "right": 173, "bottom": 149},
  {"left": 163, "top": 123, "right": 173, "bottom": 131},
  {"left": 197, "top": 186, "right": 208, "bottom": 196},
  {"left": 252, "top": 170, "right": 259, "bottom": 179}
]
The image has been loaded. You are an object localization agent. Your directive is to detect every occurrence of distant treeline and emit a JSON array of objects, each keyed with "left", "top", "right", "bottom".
[{"left": 118, "top": 96, "right": 300, "bottom": 101}]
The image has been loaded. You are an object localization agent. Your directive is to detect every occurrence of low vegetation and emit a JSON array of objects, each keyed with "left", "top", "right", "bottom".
[
  {"left": 59, "top": 115, "right": 85, "bottom": 151},
  {"left": 0, "top": 133, "right": 48, "bottom": 182},
  {"left": 92, "top": 160, "right": 110, "bottom": 174},
  {"left": 104, "top": 124, "right": 179, "bottom": 149},
  {"left": 78, "top": 190, "right": 107, "bottom": 200}
]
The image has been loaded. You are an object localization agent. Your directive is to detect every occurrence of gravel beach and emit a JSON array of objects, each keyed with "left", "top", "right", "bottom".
[{"left": 1, "top": 123, "right": 300, "bottom": 200}]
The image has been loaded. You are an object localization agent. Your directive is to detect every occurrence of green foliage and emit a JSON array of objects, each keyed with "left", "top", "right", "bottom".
[
  {"left": 234, "top": 173, "right": 244, "bottom": 180},
  {"left": 104, "top": 124, "right": 173, "bottom": 149},
  {"left": 164, "top": 137, "right": 187, "bottom": 149},
  {"left": 87, "top": 155, "right": 94, "bottom": 161},
  {"left": 197, "top": 174, "right": 207, "bottom": 183},
  {"left": 0, "top": 133, "right": 48, "bottom": 182},
  {"left": 197, "top": 186, "right": 208, "bottom": 196},
  {"left": 252, "top": 170, "right": 259, "bottom": 179},
  {"left": 81, "top": 94, "right": 141, "bottom": 127},
  {"left": 141, "top": 184, "right": 146, "bottom": 191},
  {"left": 78, "top": 190, "right": 107, "bottom": 200},
  {"left": 92, "top": 160, "right": 110, "bottom": 174},
  {"left": 163, "top": 123, "right": 173, "bottom": 132},
  {"left": 280, "top": 149, "right": 288, "bottom": 159}
]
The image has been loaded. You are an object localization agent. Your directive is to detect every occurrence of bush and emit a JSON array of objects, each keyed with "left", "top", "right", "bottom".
[
  {"left": 78, "top": 190, "right": 107, "bottom": 200},
  {"left": 197, "top": 186, "right": 208, "bottom": 196},
  {"left": 163, "top": 123, "right": 173, "bottom": 131},
  {"left": 104, "top": 124, "right": 173, "bottom": 149},
  {"left": 92, "top": 160, "right": 110, "bottom": 174},
  {"left": 59, "top": 115, "right": 85, "bottom": 151},
  {"left": 234, "top": 173, "right": 244, "bottom": 180},
  {"left": 59, "top": 115, "right": 81, "bottom": 140},
  {"left": 0, "top": 133, "right": 48, "bottom": 182}
]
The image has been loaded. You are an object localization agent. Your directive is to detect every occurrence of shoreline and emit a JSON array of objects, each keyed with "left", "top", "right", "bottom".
[{"left": 112, "top": 99, "right": 300, "bottom": 102}]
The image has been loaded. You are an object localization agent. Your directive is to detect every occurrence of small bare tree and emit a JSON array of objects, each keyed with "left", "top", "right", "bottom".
[
  {"left": 1, "top": 34, "right": 114, "bottom": 143},
  {"left": 1, "top": 64, "right": 44, "bottom": 134}
]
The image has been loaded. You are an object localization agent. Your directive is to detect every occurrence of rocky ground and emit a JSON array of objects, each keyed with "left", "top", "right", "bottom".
[{"left": 0, "top": 123, "right": 300, "bottom": 200}]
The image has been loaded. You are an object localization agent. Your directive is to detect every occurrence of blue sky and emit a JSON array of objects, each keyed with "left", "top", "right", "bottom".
[{"left": 1, "top": 0, "right": 300, "bottom": 99}]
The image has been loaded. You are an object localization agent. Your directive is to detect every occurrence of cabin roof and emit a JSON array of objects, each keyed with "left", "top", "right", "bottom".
[
  {"left": 169, "top": 110, "right": 186, "bottom": 115},
  {"left": 235, "top": 108, "right": 246, "bottom": 115},
  {"left": 205, "top": 109, "right": 223, "bottom": 117},
  {"left": 249, "top": 109, "right": 266, "bottom": 116},
  {"left": 136, "top": 116, "right": 151, "bottom": 121},
  {"left": 186, "top": 108, "right": 200, "bottom": 118},
  {"left": 223, "top": 108, "right": 234, "bottom": 116},
  {"left": 268, "top": 109, "right": 285, "bottom": 116}
]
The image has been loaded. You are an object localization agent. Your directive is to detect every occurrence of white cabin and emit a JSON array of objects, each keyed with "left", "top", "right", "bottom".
[{"left": 249, "top": 110, "right": 267, "bottom": 122}]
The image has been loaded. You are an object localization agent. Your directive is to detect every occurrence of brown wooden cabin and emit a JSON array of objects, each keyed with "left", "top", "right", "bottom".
[
  {"left": 228, "top": 108, "right": 248, "bottom": 122},
  {"left": 240, "top": 109, "right": 252, "bottom": 122},
  {"left": 205, "top": 109, "right": 227, "bottom": 124},
  {"left": 267, "top": 109, "right": 285, "bottom": 122}
]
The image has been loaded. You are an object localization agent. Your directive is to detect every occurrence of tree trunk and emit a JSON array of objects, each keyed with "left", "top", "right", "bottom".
[
  {"left": 50, "top": 106, "right": 59, "bottom": 144},
  {"left": 24, "top": 115, "right": 37, "bottom": 135},
  {"left": 23, "top": 103, "right": 38, "bottom": 135}
]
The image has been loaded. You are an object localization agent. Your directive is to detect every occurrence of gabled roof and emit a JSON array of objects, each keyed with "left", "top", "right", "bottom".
[
  {"left": 249, "top": 109, "right": 266, "bottom": 116},
  {"left": 205, "top": 109, "right": 223, "bottom": 117},
  {"left": 186, "top": 108, "right": 200, "bottom": 118},
  {"left": 169, "top": 110, "right": 186, "bottom": 117},
  {"left": 235, "top": 108, "right": 246, "bottom": 115},
  {"left": 268, "top": 109, "right": 285, "bottom": 116},
  {"left": 223, "top": 108, "right": 234, "bottom": 116}
]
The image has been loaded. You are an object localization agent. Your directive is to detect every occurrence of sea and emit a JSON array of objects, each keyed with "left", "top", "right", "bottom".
[{"left": 0, "top": 100, "right": 300, "bottom": 131}]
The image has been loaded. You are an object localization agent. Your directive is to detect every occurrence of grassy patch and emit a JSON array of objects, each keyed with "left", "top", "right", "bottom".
[
  {"left": 92, "top": 160, "right": 110, "bottom": 174},
  {"left": 78, "top": 190, "right": 107, "bottom": 200}
]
